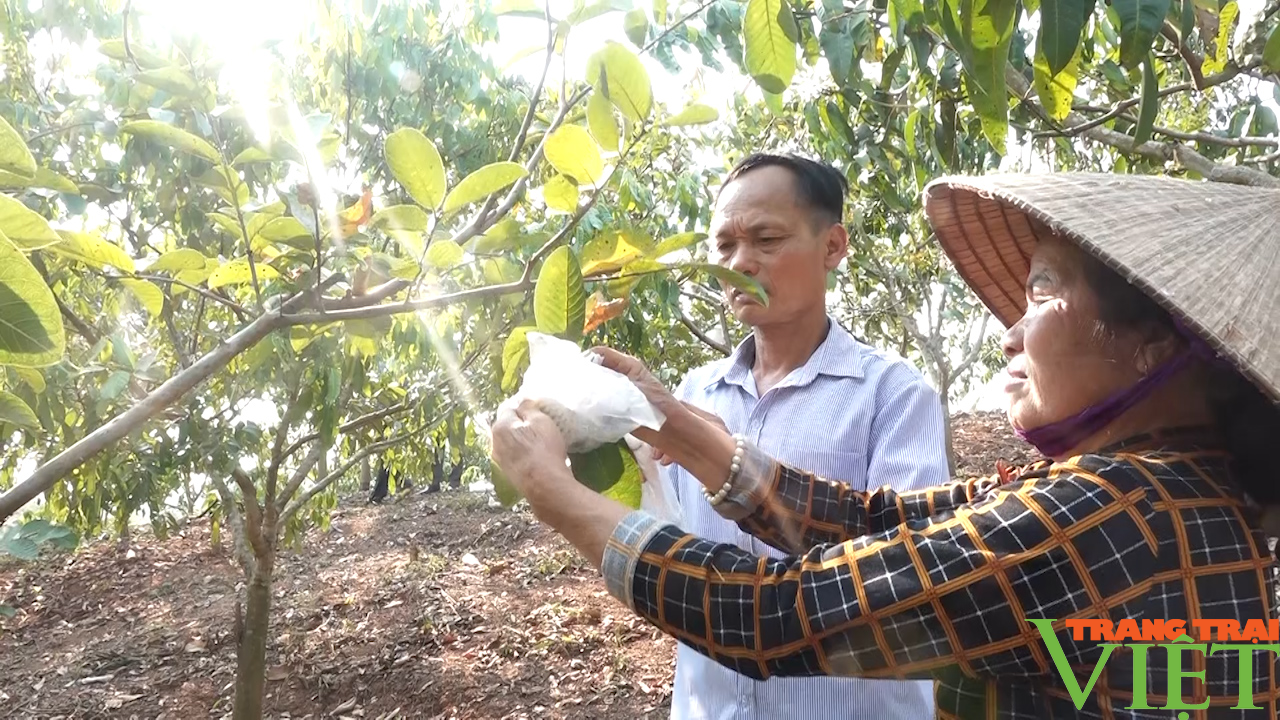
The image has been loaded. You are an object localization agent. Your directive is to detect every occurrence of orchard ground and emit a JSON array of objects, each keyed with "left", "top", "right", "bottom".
[{"left": 0, "top": 412, "right": 1032, "bottom": 719}]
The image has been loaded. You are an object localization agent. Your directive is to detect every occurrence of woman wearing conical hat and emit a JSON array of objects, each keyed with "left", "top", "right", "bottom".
[{"left": 491, "top": 173, "right": 1280, "bottom": 718}]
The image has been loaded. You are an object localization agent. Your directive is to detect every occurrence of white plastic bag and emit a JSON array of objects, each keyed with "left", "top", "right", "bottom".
[{"left": 501, "top": 332, "right": 682, "bottom": 524}]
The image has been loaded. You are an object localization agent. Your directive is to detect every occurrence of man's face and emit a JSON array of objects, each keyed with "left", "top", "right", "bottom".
[{"left": 708, "top": 165, "right": 848, "bottom": 329}]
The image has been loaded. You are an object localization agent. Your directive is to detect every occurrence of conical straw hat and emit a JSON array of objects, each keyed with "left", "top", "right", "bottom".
[{"left": 922, "top": 172, "right": 1280, "bottom": 403}]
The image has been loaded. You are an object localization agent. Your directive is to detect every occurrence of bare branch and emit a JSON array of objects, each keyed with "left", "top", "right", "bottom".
[
  {"left": 230, "top": 467, "right": 267, "bottom": 559},
  {"left": 208, "top": 473, "right": 255, "bottom": 576},
  {"left": 275, "top": 442, "right": 326, "bottom": 511},
  {"left": 279, "top": 401, "right": 410, "bottom": 462},
  {"left": 678, "top": 309, "right": 730, "bottom": 356},
  {"left": 120, "top": 272, "right": 250, "bottom": 316}
]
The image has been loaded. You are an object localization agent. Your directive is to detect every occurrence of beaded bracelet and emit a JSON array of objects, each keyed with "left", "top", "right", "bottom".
[{"left": 703, "top": 434, "right": 747, "bottom": 506}]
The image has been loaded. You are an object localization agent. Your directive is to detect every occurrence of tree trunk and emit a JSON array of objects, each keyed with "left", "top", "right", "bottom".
[
  {"left": 232, "top": 552, "right": 275, "bottom": 720},
  {"left": 359, "top": 456, "right": 372, "bottom": 492},
  {"left": 941, "top": 396, "right": 957, "bottom": 478},
  {"left": 448, "top": 463, "right": 464, "bottom": 490}
]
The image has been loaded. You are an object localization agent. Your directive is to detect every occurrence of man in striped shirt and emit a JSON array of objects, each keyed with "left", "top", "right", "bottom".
[{"left": 660, "top": 153, "right": 951, "bottom": 720}]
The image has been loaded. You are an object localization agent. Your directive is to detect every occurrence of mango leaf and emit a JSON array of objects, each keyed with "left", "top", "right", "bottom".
[
  {"left": 1133, "top": 54, "right": 1159, "bottom": 145},
  {"left": 425, "top": 239, "right": 464, "bottom": 269},
  {"left": 543, "top": 175, "right": 580, "bottom": 213},
  {"left": 0, "top": 195, "right": 61, "bottom": 250},
  {"left": 584, "top": 42, "right": 653, "bottom": 122},
  {"left": 0, "top": 116, "right": 36, "bottom": 180},
  {"left": 1200, "top": 1, "right": 1237, "bottom": 76},
  {"left": 580, "top": 229, "right": 651, "bottom": 276},
  {"left": 0, "top": 233, "right": 65, "bottom": 367},
  {"left": 208, "top": 258, "right": 280, "bottom": 289},
  {"left": 441, "top": 162, "right": 527, "bottom": 215},
  {"left": 940, "top": 0, "right": 1018, "bottom": 154},
  {"left": 121, "top": 279, "right": 165, "bottom": 317},
  {"left": 1112, "top": 0, "right": 1173, "bottom": 69},
  {"left": 1033, "top": 44, "right": 1082, "bottom": 121},
  {"left": 490, "top": 460, "right": 523, "bottom": 508},
  {"left": 534, "top": 245, "right": 586, "bottom": 340},
  {"left": 48, "top": 231, "right": 135, "bottom": 272},
  {"left": 685, "top": 263, "right": 769, "bottom": 306},
  {"left": 0, "top": 390, "right": 39, "bottom": 430},
  {"left": 624, "top": 7, "right": 649, "bottom": 46},
  {"left": 1038, "top": 0, "right": 1094, "bottom": 78},
  {"left": 651, "top": 231, "right": 707, "bottom": 259},
  {"left": 587, "top": 91, "right": 620, "bottom": 152},
  {"left": 96, "top": 39, "right": 169, "bottom": 69},
  {"left": 119, "top": 120, "right": 220, "bottom": 163},
  {"left": 149, "top": 248, "right": 208, "bottom": 273},
  {"left": 664, "top": 103, "right": 719, "bottom": 126},
  {"left": 569, "top": 441, "right": 642, "bottom": 509},
  {"left": 13, "top": 366, "right": 44, "bottom": 393},
  {"left": 1265, "top": 23, "right": 1280, "bottom": 73},
  {"left": 544, "top": 125, "right": 604, "bottom": 185},
  {"left": 0, "top": 167, "right": 77, "bottom": 193},
  {"left": 501, "top": 325, "right": 535, "bottom": 393},
  {"left": 743, "top": 0, "right": 798, "bottom": 94},
  {"left": 384, "top": 128, "right": 446, "bottom": 209}
]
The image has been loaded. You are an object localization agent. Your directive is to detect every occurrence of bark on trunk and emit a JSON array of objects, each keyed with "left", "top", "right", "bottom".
[
  {"left": 942, "top": 397, "right": 957, "bottom": 478},
  {"left": 359, "top": 456, "right": 372, "bottom": 492},
  {"left": 232, "top": 552, "right": 275, "bottom": 720}
]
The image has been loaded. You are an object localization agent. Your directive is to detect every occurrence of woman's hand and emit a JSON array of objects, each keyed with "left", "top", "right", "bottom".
[{"left": 490, "top": 398, "right": 574, "bottom": 505}]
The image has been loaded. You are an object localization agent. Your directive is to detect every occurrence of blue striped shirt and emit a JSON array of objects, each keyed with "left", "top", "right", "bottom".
[{"left": 663, "top": 317, "right": 950, "bottom": 720}]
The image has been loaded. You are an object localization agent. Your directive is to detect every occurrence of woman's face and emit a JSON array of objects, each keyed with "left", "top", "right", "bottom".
[{"left": 1002, "top": 237, "right": 1149, "bottom": 432}]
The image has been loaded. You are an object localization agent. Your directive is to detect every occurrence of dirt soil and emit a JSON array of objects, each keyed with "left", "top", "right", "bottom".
[{"left": 0, "top": 412, "right": 1031, "bottom": 720}]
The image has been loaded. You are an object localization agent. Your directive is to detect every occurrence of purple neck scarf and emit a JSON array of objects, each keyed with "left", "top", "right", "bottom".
[{"left": 1014, "top": 319, "right": 1225, "bottom": 458}]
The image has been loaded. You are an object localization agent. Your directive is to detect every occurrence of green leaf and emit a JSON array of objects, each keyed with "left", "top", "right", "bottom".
[
  {"left": 119, "top": 120, "right": 220, "bottom": 163},
  {"left": 581, "top": 229, "right": 651, "bottom": 276},
  {"left": 1133, "top": 54, "right": 1160, "bottom": 145},
  {"left": 99, "top": 369, "right": 131, "bottom": 401},
  {"left": 0, "top": 167, "right": 78, "bottom": 193},
  {"left": 569, "top": 440, "right": 642, "bottom": 509},
  {"left": 0, "top": 391, "right": 39, "bottom": 429},
  {"left": 534, "top": 246, "right": 586, "bottom": 340},
  {"left": 384, "top": 128, "right": 446, "bottom": 209},
  {"left": 686, "top": 263, "right": 770, "bottom": 307},
  {"left": 651, "top": 231, "right": 707, "bottom": 259},
  {"left": 13, "top": 366, "right": 44, "bottom": 393},
  {"left": 501, "top": 325, "right": 535, "bottom": 393},
  {"left": 0, "top": 195, "right": 61, "bottom": 250},
  {"left": 544, "top": 125, "right": 604, "bottom": 185},
  {"left": 606, "top": 258, "right": 665, "bottom": 296},
  {"left": 121, "top": 279, "right": 165, "bottom": 317},
  {"left": 231, "top": 147, "right": 274, "bottom": 166},
  {"left": 664, "top": 104, "right": 719, "bottom": 127},
  {"left": 370, "top": 204, "right": 430, "bottom": 232},
  {"left": 0, "top": 233, "right": 63, "bottom": 366},
  {"left": 584, "top": 41, "right": 654, "bottom": 122},
  {"left": 97, "top": 39, "right": 169, "bottom": 69},
  {"left": 624, "top": 8, "right": 650, "bottom": 46},
  {"left": 490, "top": 460, "right": 523, "bottom": 508},
  {"left": 48, "top": 230, "right": 135, "bottom": 272},
  {"left": 149, "top": 248, "right": 208, "bottom": 273},
  {"left": 470, "top": 218, "right": 523, "bottom": 254},
  {"left": 940, "top": 0, "right": 1018, "bottom": 155},
  {"left": 425, "top": 239, "right": 464, "bottom": 269},
  {"left": 1033, "top": 44, "right": 1081, "bottom": 121},
  {"left": 0, "top": 116, "right": 36, "bottom": 181},
  {"left": 587, "top": 91, "right": 620, "bottom": 152},
  {"left": 208, "top": 258, "right": 280, "bottom": 289},
  {"left": 135, "top": 66, "right": 202, "bottom": 97},
  {"left": 1038, "top": 0, "right": 1094, "bottom": 78},
  {"left": 653, "top": 0, "right": 667, "bottom": 24},
  {"left": 441, "top": 162, "right": 527, "bottom": 215},
  {"left": 543, "top": 175, "right": 580, "bottom": 213},
  {"left": 1112, "top": 0, "right": 1173, "bottom": 69},
  {"left": 258, "top": 216, "right": 313, "bottom": 244},
  {"left": 2, "top": 536, "right": 38, "bottom": 560},
  {"left": 1265, "top": 23, "right": 1280, "bottom": 73},
  {"left": 743, "top": 0, "right": 799, "bottom": 94},
  {"left": 1200, "top": 1, "right": 1237, "bottom": 76}
]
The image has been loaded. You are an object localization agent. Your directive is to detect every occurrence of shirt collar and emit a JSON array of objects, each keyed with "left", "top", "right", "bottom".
[{"left": 703, "top": 316, "right": 864, "bottom": 392}]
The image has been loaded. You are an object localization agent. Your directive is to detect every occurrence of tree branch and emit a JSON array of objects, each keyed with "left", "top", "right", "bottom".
[
  {"left": 677, "top": 309, "right": 730, "bottom": 356},
  {"left": 281, "top": 427, "right": 419, "bottom": 523},
  {"left": 279, "top": 401, "right": 410, "bottom": 461},
  {"left": 229, "top": 467, "right": 267, "bottom": 558},
  {"left": 275, "top": 442, "right": 326, "bottom": 512},
  {"left": 208, "top": 473, "right": 255, "bottom": 576}
]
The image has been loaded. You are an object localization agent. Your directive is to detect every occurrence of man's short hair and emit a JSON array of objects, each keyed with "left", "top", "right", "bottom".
[{"left": 720, "top": 153, "right": 849, "bottom": 227}]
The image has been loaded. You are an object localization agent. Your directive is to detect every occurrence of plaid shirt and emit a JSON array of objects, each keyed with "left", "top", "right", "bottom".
[{"left": 601, "top": 428, "right": 1280, "bottom": 718}]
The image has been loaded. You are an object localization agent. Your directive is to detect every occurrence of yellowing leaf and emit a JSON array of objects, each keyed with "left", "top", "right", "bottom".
[
  {"left": 0, "top": 390, "right": 39, "bottom": 430},
  {"left": 97, "top": 39, "right": 169, "bottom": 69},
  {"left": 584, "top": 41, "right": 653, "bottom": 122},
  {"left": 580, "top": 229, "right": 651, "bottom": 276},
  {"left": 1201, "top": 1, "right": 1237, "bottom": 76},
  {"left": 534, "top": 246, "right": 586, "bottom": 340},
  {"left": 0, "top": 167, "right": 78, "bottom": 193},
  {"left": 231, "top": 147, "right": 274, "bottom": 166},
  {"left": 208, "top": 258, "right": 280, "bottom": 289},
  {"left": 543, "top": 175, "right": 580, "bottom": 213},
  {"left": 13, "top": 366, "right": 45, "bottom": 393},
  {"left": 0, "top": 195, "right": 61, "bottom": 250},
  {"left": 120, "top": 120, "right": 220, "bottom": 163},
  {"left": 544, "top": 126, "right": 604, "bottom": 185},
  {"left": 664, "top": 103, "right": 719, "bottom": 126},
  {"left": 744, "top": 0, "right": 798, "bottom": 94},
  {"left": 149, "top": 248, "right": 208, "bottom": 273},
  {"left": 370, "top": 204, "right": 430, "bottom": 232},
  {"left": 209, "top": 212, "right": 243, "bottom": 239},
  {"left": 121, "top": 279, "right": 165, "bottom": 317},
  {"left": 135, "top": 66, "right": 202, "bottom": 97},
  {"left": 1033, "top": 45, "right": 1081, "bottom": 122},
  {"left": 0, "top": 232, "right": 65, "bottom": 367},
  {"left": 49, "top": 231, "right": 135, "bottom": 272},
  {"left": 442, "top": 162, "right": 527, "bottom": 214},
  {"left": 587, "top": 91, "right": 620, "bottom": 152},
  {"left": 0, "top": 116, "right": 36, "bottom": 180},
  {"left": 651, "top": 231, "right": 707, "bottom": 259},
  {"left": 501, "top": 325, "right": 535, "bottom": 393},
  {"left": 258, "top": 216, "right": 313, "bottom": 244},
  {"left": 425, "top": 239, "right": 464, "bottom": 269},
  {"left": 384, "top": 128, "right": 446, "bottom": 209}
]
